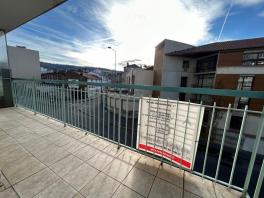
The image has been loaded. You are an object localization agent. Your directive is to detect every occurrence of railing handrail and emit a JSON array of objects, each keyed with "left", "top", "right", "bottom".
[{"left": 12, "top": 78, "right": 264, "bottom": 99}]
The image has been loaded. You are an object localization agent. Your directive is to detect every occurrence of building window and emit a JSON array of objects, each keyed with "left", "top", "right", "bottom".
[
  {"left": 182, "top": 60, "right": 189, "bottom": 72},
  {"left": 259, "top": 52, "right": 264, "bottom": 59},
  {"left": 196, "top": 74, "right": 214, "bottom": 88},
  {"left": 242, "top": 53, "right": 258, "bottom": 60},
  {"left": 196, "top": 55, "right": 217, "bottom": 73},
  {"left": 236, "top": 75, "right": 254, "bottom": 109},
  {"left": 242, "top": 51, "right": 264, "bottom": 66}
]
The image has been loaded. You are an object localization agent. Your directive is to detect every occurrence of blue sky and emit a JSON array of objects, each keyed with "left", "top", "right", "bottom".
[{"left": 6, "top": 0, "right": 264, "bottom": 70}]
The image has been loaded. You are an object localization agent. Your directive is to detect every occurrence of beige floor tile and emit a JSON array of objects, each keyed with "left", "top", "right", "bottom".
[
  {"left": 73, "top": 193, "right": 85, "bottom": 198},
  {"left": 3, "top": 126, "right": 31, "bottom": 136},
  {"left": 0, "top": 170, "right": 11, "bottom": 191},
  {"left": 79, "top": 134, "right": 99, "bottom": 145},
  {"left": 21, "top": 138, "right": 52, "bottom": 155},
  {"left": 0, "top": 187, "right": 19, "bottom": 198},
  {"left": 214, "top": 183, "right": 242, "bottom": 198},
  {"left": 184, "top": 190, "right": 201, "bottom": 198},
  {"left": 157, "top": 163, "right": 184, "bottom": 188},
  {"left": 117, "top": 149, "right": 141, "bottom": 165},
  {"left": 34, "top": 179, "right": 77, "bottom": 198},
  {"left": 112, "top": 184, "right": 144, "bottom": 198},
  {"left": 80, "top": 172, "right": 120, "bottom": 198},
  {"left": 74, "top": 145, "right": 100, "bottom": 162},
  {"left": 0, "top": 121, "right": 21, "bottom": 130},
  {"left": 135, "top": 156, "right": 160, "bottom": 175},
  {"left": 103, "top": 144, "right": 125, "bottom": 157},
  {"left": 149, "top": 177, "right": 183, "bottom": 198},
  {"left": 50, "top": 155, "right": 83, "bottom": 177},
  {"left": 102, "top": 159, "right": 133, "bottom": 182},
  {"left": 0, "top": 147, "right": 30, "bottom": 168},
  {"left": 0, "top": 137, "right": 18, "bottom": 151},
  {"left": 34, "top": 144, "right": 70, "bottom": 166},
  {"left": 44, "top": 133, "right": 67, "bottom": 145},
  {"left": 184, "top": 172, "right": 216, "bottom": 198},
  {"left": 31, "top": 127, "right": 57, "bottom": 137},
  {"left": 61, "top": 139, "right": 86, "bottom": 154},
  {"left": 2, "top": 156, "right": 45, "bottom": 185},
  {"left": 63, "top": 163, "right": 99, "bottom": 191},
  {"left": 51, "top": 135, "right": 74, "bottom": 147},
  {"left": 92, "top": 139, "right": 110, "bottom": 150},
  {"left": 13, "top": 168, "right": 59, "bottom": 198},
  {"left": 123, "top": 167, "right": 155, "bottom": 197},
  {"left": 13, "top": 133, "right": 40, "bottom": 144},
  {"left": 87, "top": 151, "right": 115, "bottom": 171},
  {"left": 62, "top": 129, "right": 86, "bottom": 139}
]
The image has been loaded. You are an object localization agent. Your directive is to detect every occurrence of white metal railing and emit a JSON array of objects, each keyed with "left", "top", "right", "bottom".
[{"left": 11, "top": 79, "right": 264, "bottom": 198}]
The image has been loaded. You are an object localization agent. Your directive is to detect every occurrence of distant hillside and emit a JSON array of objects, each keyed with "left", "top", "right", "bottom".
[{"left": 40, "top": 62, "right": 113, "bottom": 72}]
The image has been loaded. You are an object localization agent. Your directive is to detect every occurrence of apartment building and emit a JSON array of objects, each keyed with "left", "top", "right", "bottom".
[
  {"left": 153, "top": 37, "right": 264, "bottom": 111},
  {"left": 8, "top": 46, "right": 41, "bottom": 79},
  {"left": 153, "top": 38, "right": 264, "bottom": 153},
  {"left": 124, "top": 64, "right": 153, "bottom": 97}
]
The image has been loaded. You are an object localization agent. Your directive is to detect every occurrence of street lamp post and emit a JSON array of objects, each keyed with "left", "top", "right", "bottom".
[{"left": 107, "top": 46, "right": 116, "bottom": 83}]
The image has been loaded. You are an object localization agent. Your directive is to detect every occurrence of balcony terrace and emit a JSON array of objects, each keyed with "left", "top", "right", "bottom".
[{"left": 0, "top": 107, "right": 243, "bottom": 198}]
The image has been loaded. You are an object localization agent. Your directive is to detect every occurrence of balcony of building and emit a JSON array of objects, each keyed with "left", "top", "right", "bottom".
[
  {"left": 0, "top": 107, "right": 244, "bottom": 198},
  {"left": 0, "top": 79, "right": 263, "bottom": 198}
]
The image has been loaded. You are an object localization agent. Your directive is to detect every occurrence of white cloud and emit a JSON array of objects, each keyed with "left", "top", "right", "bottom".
[
  {"left": 7, "top": 0, "right": 264, "bottom": 70},
  {"left": 100, "top": 0, "right": 225, "bottom": 65}
]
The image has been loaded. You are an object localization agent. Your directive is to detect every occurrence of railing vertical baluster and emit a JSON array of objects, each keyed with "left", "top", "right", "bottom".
[
  {"left": 191, "top": 101, "right": 203, "bottom": 171},
  {"left": 153, "top": 97, "right": 160, "bottom": 157},
  {"left": 77, "top": 89, "right": 80, "bottom": 128},
  {"left": 44, "top": 84, "right": 46, "bottom": 115},
  {"left": 98, "top": 91, "right": 101, "bottom": 136},
  {"left": 62, "top": 86, "right": 66, "bottom": 127},
  {"left": 41, "top": 84, "right": 44, "bottom": 115},
  {"left": 253, "top": 159, "right": 264, "bottom": 198},
  {"left": 58, "top": 86, "right": 60, "bottom": 120},
  {"left": 170, "top": 100, "right": 179, "bottom": 165},
  {"left": 57, "top": 87, "right": 63, "bottom": 122},
  {"left": 22, "top": 82, "right": 24, "bottom": 106},
  {"left": 70, "top": 88, "right": 73, "bottom": 126},
  {"left": 88, "top": 87, "right": 91, "bottom": 132},
  {"left": 118, "top": 89, "right": 122, "bottom": 148},
  {"left": 79, "top": 89, "right": 84, "bottom": 129},
  {"left": 229, "top": 105, "right": 248, "bottom": 186},
  {"left": 202, "top": 102, "right": 216, "bottom": 177},
  {"left": 52, "top": 86, "right": 55, "bottom": 119},
  {"left": 36, "top": 83, "right": 39, "bottom": 113},
  {"left": 113, "top": 92, "right": 116, "bottom": 141},
  {"left": 32, "top": 81, "right": 37, "bottom": 114},
  {"left": 74, "top": 88, "right": 77, "bottom": 127},
  {"left": 107, "top": 92, "right": 110, "bottom": 139},
  {"left": 215, "top": 103, "right": 231, "bottom": 181},
  {"left": 85, "top": 89, "right": 87, "bottom": 131},
  {"left": 67, "top": 87, "right": 69, "bottom": 124},
  {"left": 102, "top": 92, "right": 105, "bottom": 137},
  {"left": 11, "top": 81, "right": 16, "bottom": 107},
  {"left": 93, "top": 89, "right": 96, "bottom": 133},
  {"left": 137, "top": 97, "right": 143, "bottom": 150},
  {"left": 161, "top": 99, "right": 169, "bottom": 165},
  {"left": 125, "top": 94, "right": 128, "bottom": 146},
  {"left": 242, "top": 107, "right": 264, "bottom": 197},
  {"left": 145, "top": 97, "right": 151, "bottom": 152},
  {"left": 45, "top": 85, "right": 48, "bottom": 116},
  {"left": 131, "top": 96, "right": 136, "bottom": 147},
  {"left": 55, "top": 86, "right": 57, "bottom": 119},
  {"left": 181, "top": 101, "right": 190, "bottom": 169}
]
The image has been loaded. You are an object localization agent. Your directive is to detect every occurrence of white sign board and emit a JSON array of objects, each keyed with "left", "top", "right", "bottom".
[{"left": 137, "top": 97, "right": 204, "bottom": 169}]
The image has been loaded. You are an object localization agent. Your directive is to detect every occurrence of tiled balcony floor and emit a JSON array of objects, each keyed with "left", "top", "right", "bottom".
[{"left": 0, "top": 107, "right": 242, "bottom": 198}]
